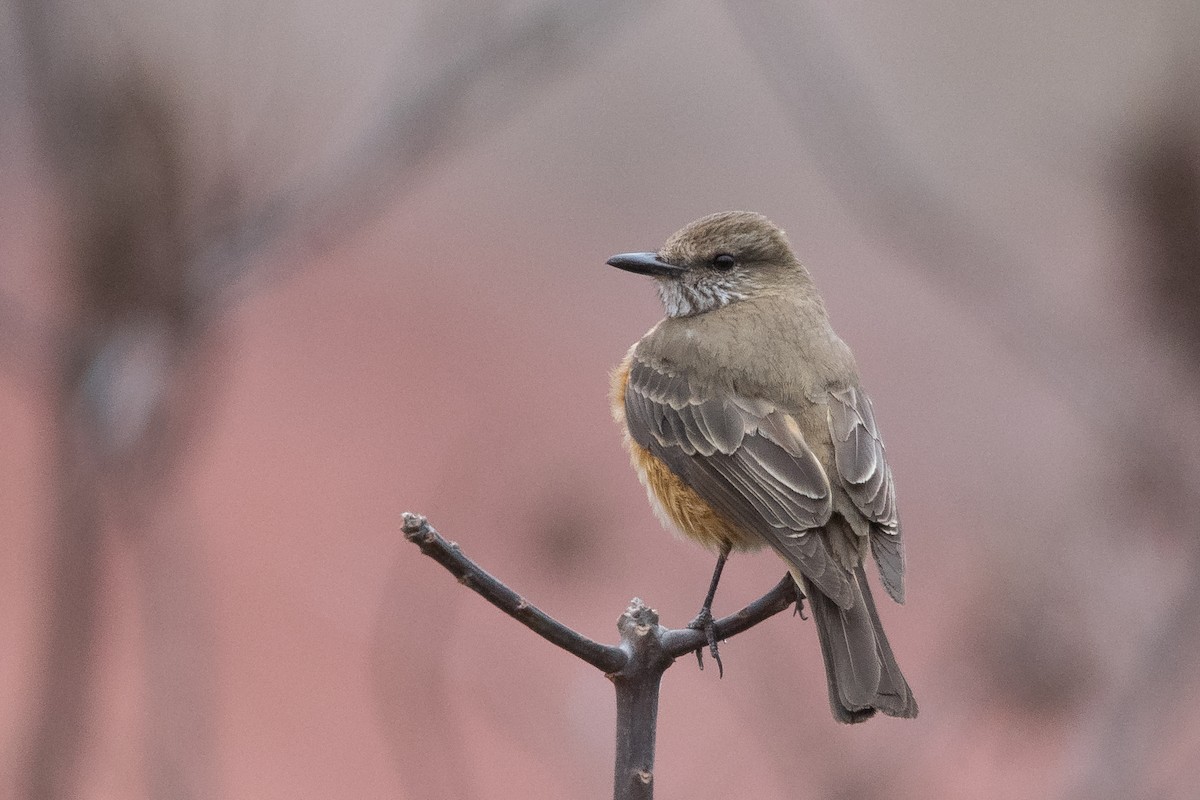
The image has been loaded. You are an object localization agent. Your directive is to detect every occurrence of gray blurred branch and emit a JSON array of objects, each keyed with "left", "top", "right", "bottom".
[
  {"left": 7, "top": 1, "right": 645, "bottom": 796},
  {"left": 1070, "top": 84, "right": 1200, "bottom": 800},
  {"left": 728, "top": 0, "right": 1200, "bottom": 476},
  {"left": 4, "top": 0, "right": 644, "bottom": 366},
  {"left": 728, "top": 4, "right": 1200, "bottom": 797},
  {"left": 13, "top": 41, "right": 216, "bottom": 796},
  {"left": 193, "top": 0, "right": 643, "bottom": 310}
]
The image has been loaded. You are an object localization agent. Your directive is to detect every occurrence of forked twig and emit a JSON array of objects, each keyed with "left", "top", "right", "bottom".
[{"left": 401, "top": 512, "right": 799, "bottom": 800}]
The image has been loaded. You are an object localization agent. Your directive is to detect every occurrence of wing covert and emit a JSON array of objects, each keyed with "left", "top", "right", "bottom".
[
  {"left": 625, "top": 356, "right": 854, "bottom": 607},
  {"left": 828, "top": 387, "right": 905, "bottom": 602}
]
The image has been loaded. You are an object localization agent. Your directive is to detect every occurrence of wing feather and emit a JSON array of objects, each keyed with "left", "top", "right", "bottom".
[
  {"left": 828, "top": 387, "right": 905, "bottom": 602},
  {"left": 626, "top": 356, "right": 854, "bottom": 607},
  {"left": 695, "top": 397, "right": 744, "bottom": 453}
]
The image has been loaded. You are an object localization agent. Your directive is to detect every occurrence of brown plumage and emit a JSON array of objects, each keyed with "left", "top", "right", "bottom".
[{"left": 608, "top": 211, "right": 916, "bottom": 723}]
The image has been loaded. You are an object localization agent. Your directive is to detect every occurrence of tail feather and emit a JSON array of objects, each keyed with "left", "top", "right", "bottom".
[{"left": 801, "top": 567, "right": 917, "bottom": 723}]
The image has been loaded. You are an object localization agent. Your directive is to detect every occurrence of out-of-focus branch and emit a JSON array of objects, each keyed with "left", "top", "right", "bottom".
[
  {"left": 195, "top": 0, "right": 643, "bottom": 311},
  {"left": 728, "top": 0, "right": 1200, "bottom": 480},
  {"left": 13, "top": 66, "right": 217, "bottom": 799},
  {"left": 8, "top": 2, "right": 648, "bottom": 796},
  {"left": 11, "top": 2, "right": 221, "bottom": 794},
  {"left": 0, "top": 291, "right": 53, "bottom": 379},
  {"left": 727, "top": 5, "right": 1200, "bottom": 797},
  {"left": 22, "top": 406, "right": 105, "bottom": 800},
  {"left": 1070, "top": 72, "right": 1200, "bottom": 800},
  {"left": 3, "top": 1, "right": 645, "bottom": 371},
  {"left": 401, "top": 512, "right": 800, "bottom": 800}
]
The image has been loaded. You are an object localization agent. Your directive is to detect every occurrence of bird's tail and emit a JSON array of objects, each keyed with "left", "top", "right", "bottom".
[{"left": 800, "top": 566, "right": 917, "bottom": 723}]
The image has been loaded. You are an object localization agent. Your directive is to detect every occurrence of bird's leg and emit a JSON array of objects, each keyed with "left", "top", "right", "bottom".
[
  {"left": 687, "top": 546, "right": 730, "bottom": 677},
  {"left": 791, "top": 576, "right": 808, "bottom": 620}
]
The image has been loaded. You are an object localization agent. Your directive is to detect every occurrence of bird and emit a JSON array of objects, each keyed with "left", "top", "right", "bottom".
[{"left": 607, "top": 210, "right": 916, "bottom": 723}]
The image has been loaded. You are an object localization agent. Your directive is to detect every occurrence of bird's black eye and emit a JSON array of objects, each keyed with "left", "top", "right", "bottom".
[{"left": 712, "top": 254, "right": 736, "bottom": 271}]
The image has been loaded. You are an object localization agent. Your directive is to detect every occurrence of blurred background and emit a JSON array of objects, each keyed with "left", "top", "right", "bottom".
[{"left": 3, "top": 0, "right": 1200, "bottom": 797}]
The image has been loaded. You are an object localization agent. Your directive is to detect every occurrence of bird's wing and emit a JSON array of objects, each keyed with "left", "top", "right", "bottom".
[
  {"left": 827, "top": 387, "right": 905, "bottom": 603},
  {"left": 625, "top": 355, "right": 854, "bottom": 608}
]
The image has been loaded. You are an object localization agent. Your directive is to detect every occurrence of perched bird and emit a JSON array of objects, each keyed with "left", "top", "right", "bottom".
[{"left": 608, "top": 211, "right": 916, "bottom": 723}]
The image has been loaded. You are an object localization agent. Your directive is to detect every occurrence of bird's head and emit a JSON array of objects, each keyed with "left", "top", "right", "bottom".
[{"left": 606, "top": 211, "right": 810, "bottom": 317}]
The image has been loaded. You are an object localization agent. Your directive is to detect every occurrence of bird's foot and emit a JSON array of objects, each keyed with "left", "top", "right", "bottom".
[
  {"left": 687, "top": 606, "right": 723, "bottom": 678},
  {"left": 793, "top": 587, "right": 808, "bottom": 620}
]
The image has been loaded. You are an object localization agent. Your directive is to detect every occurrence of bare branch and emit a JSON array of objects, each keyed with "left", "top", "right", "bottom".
[
  {"left": 402, "top": 512, "right": 801, "bottom": 674},
  {"left": 401, "top": 512, "right": 626, "bottom": 674},
  {"left": 401, "top": 511, "right": 803, "bottom": 800},
  {"left": 661, "top": 574, "right": 798, "bottom": 660}
]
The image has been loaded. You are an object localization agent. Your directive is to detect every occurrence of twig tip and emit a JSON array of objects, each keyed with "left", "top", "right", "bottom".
[
  {"left": 401, "top": 512, "right": 428, "bottom": 536},
  {"left": 619, "top": 598, "right": 660, "bottom": 633}
]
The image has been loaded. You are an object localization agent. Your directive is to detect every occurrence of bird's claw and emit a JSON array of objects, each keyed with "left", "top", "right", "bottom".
[{"left": 687, "top": 606, "right": 724, "bottom": 678}]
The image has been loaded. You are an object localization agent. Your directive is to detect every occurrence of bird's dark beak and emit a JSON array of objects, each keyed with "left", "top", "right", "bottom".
[{"left": 606, "top": 252, "right": 684, "bottom": 278}]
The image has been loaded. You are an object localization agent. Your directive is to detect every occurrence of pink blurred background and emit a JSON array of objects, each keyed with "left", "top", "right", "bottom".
[{"left": 4, "top": 2, "right": 1200, "bottom": 798}]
